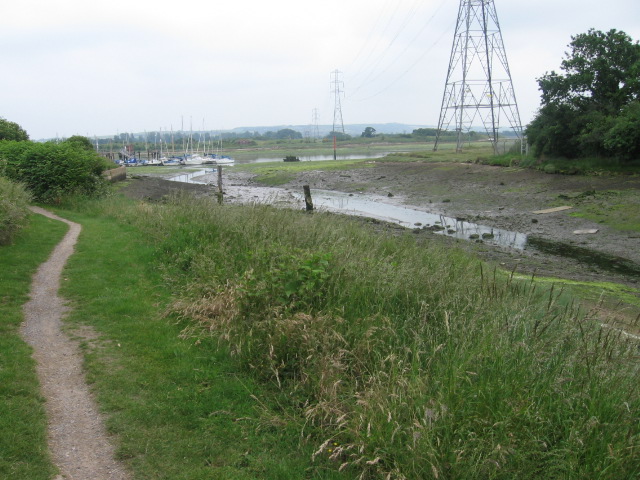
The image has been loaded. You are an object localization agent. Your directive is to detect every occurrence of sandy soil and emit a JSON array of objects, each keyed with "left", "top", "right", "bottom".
[
  {"left": 21, "top": 207, "right": 130, "bottom": 480},
  {"left": 120, "top": 163, "right": 640, "bottom": 290}
]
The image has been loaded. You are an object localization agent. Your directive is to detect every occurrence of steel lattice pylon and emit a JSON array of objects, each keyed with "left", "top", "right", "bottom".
[
  {"left": 331, "top": 69, "right": 345, "bottom": 135},
  {"left": 434, "top": 0, "right": 523, "bottom": 153}
]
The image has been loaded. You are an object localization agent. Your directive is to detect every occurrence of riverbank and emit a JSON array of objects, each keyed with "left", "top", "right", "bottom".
[{"left": 120, "top": 160, "right": 640, "bottom": 297}]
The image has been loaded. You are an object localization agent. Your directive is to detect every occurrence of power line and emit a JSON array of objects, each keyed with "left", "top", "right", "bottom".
[
  {"left": 346, "top": 0, "right": 395, "bottom": 73},
  {"left": 347, "top": 0, "right": 405, "bottom": 85},
  {"left": 352, "top": 0, "right": 447, "bottom": 98},
  {"left": 351, "top": 21, "right": 453, "bottom": 102}
]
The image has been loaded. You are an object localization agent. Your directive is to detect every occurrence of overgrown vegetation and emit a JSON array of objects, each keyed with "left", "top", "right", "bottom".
[
  {"left": 59, "top": 193, "right": 640, "bottom": 479},
  {"left": 0, "top": 139, "right": 110, "bottom": 203},
  {"left": 0, "top": 176, "right": 32, "bottom": 245}
]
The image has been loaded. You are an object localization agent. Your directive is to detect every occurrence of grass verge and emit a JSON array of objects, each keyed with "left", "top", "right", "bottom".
[
  {"left": 0, "top": 211, "right": 68, "bottom": 479},
  {"left": 53, "top": 192, "right": 640, "bottom": 479},
  {"left": 55, "top": 196, "right": 343, "bottom": 479}
]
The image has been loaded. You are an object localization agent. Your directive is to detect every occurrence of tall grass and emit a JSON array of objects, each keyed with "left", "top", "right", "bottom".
[
  {"left": 101, "top": 193, "right": 640, "bottom": 479},
  {"left": 0, "top": 176, "right": 32, "bottom": 245}
]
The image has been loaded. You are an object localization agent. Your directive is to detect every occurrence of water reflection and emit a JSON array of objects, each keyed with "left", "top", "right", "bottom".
[
  {"left": 297, "top": 190, "right": 528, "bottom": 250},
  {"left": 235, "top": 153, "right": 390, "bottom": 164},
  {"left": 166, "top": 172, "right": 528, "bottom": 250}
]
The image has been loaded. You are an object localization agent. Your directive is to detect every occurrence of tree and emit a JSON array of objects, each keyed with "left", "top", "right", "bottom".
[
  {"left": 361, "top": 127, "right": 376, "bottom": 138},
  {"left": 527, "top": 29, "right": 640, "bottom": 160},
  {"left": 274, "top": 129, "right": 303, "bottom": 140},
  {"left": 412, "top": 128, "right": 438, "bottom": 137},
  {"left": 0, "top": 117, "right": 29, "bottom": 141},
  {"left": 326, "top": 131, "right": 351, "bottom": 142},
  {"left": 63, "top": 135, "right": 95, "bottom": 151}
]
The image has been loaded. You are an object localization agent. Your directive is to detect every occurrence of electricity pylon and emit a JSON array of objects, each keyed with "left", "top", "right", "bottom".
[
  {"left": 311, "top": 108, "right": 320, "bottom": 140},
  {"left": 434, "top": 0, "right": 523, "bottom": 153},
  {"left": 331, "top": 70, "right": 345, "bottom": 135}
]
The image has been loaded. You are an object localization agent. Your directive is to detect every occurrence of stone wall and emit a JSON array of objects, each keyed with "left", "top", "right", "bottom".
[{"left": 102, "top": 166, "right": 126, "bottom": 183}]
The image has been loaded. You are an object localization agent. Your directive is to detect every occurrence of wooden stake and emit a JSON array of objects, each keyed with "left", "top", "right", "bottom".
[
  {"left": 216, "top": 166, "right": 223, "bottom": 204},
  {"left": 303, "top": 185, "right": 314, "bottom": 211}
]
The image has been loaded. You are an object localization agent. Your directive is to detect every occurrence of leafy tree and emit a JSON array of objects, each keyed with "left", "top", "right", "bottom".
[
  {"left": 0, "top": 117, "right": 29, "bottom": 141},
  {"left": 361, "top": 127, "right": 376, "bottom": 138},
  {"left": 412, "top": 128, "right": 437, "bottom": 137},
  {"left": 527, "top": 29, "right": 640, "bottom": 160},
  {"left": 325, "top": 131, "right": 351, "bottom": 142},
  {"left": 274, "top": 129, "right": 302, "bottom": 140},
  {"left": 63, "top": 135, "right": 95, "bottom": 151}
]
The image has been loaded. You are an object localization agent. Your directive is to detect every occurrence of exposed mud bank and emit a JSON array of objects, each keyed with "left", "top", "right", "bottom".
[{"left": 120, "top": 163, "right": 640, "bottom": 290}]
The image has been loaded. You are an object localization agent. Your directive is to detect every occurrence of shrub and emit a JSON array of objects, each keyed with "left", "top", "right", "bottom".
[
  {"left": 0, "top": 176, "right": 32, "bottom": 245},
  {"left": 0, "top": 141, "right": 108, "bottom": 203}
]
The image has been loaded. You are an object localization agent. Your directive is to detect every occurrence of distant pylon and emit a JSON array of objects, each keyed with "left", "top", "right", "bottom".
[
  {"left": 434, "top": 0, "right": 523, "bottom": 153},
  {"left": 331, "top": 70, "right": 345, "bottom": 135},
  {"left": 311, "top": 108, "right": 320, "bottom": 140}
]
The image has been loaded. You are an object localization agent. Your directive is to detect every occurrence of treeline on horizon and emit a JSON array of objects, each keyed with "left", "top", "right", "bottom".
[{"left": 63, "top": 126, "right": 484, "bottom": 149}]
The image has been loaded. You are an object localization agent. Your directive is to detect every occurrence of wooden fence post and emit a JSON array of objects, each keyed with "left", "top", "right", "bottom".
[
  {"left": 216, "top": 166, "right": 224, "bottom": 204},
  {"left": 303, "top": 185, "right": 314, "bottom": 211}
]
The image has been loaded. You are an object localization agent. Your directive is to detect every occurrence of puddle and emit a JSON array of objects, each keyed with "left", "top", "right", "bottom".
[
  {"left": 292, "top": 190, "right": 528, "bottom": 250},
  {"left": 166, "top": 169, "right": 211, "bottom": 184}
]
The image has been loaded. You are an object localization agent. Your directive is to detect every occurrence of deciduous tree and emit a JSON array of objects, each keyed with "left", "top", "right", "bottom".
[
  {"left": 0, "top": 117, "right": 29, "bottom": 141},
  {"left": 527, "top": 29, "right": 640, "bottom": 160}
]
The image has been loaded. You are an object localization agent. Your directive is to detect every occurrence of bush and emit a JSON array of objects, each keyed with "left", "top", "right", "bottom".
[
  {"left": 0, "top": 176, "right": 32, "bottom": 245},
  {"left": 0, "top": 141, "right": 108, "bottom": 203}
]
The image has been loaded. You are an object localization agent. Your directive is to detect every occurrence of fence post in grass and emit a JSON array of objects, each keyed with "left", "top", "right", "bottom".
[
  {"left": 303, "top": 185, "right": 314, "bottom": 211},
  {"left": 216, "top": 166, "right": 223, "bottom": 205}
]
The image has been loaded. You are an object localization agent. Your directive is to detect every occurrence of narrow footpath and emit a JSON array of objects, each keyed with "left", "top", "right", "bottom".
[{"left": 20, "top": 207, "right": 130, "bottom": 480}]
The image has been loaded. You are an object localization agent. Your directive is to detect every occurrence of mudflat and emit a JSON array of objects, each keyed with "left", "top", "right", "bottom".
[{"left": 120, "top": 162, "right": 640, "bottom": 290}]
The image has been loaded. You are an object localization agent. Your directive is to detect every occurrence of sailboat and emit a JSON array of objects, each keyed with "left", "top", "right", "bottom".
[
  {"left": 203, "top": 132, "right": 235, "bottom": 165},
  {"left": 179, "top": 120, "right": 206, "bottom": 165}
]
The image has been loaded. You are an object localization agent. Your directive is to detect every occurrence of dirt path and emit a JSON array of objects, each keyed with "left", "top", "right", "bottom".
[{"left": 21, "top": 207, "right": 130, "bottom": 480}]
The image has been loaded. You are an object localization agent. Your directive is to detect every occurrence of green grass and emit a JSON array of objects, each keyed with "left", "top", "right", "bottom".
[
  {"left": 49, "top": 193, "right": 639, "bottom": 479},
  {"left": 54, "top": 197, "right": 344, "bottom": 479},
  {"left": 0, "top": 212, "right": 68, "bottom": 479}
]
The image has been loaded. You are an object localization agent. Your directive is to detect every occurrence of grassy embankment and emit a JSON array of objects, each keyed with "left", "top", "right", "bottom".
[
  {"left": 0, "top": 213, "right": 68, "bottom": 479},
  {"left": 41, "top": 189, "right": 640, "bottom": 479}
]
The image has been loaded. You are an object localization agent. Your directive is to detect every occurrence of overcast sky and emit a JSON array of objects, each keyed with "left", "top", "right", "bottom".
[{"left": 2, "top": 0, "right": 639, "bottom": 140}]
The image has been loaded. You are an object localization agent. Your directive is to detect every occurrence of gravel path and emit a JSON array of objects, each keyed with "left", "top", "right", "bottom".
[{"left": 21, "top": 207, "right": 130, "bottom": 480}]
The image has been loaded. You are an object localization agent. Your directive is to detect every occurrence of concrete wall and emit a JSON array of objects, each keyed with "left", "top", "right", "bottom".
[{"left": 102, "top": 166, "right": 126, "bottom": 183}]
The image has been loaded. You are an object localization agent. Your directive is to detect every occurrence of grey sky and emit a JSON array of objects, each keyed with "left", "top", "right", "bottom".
[{"left": 1, "top": 0, "right": 639, "bottom": 139}]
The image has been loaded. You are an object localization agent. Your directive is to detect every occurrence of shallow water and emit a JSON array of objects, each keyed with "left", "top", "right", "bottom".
[
  {"left": 166, "top": 171, "right": 528, "bottom": 250},
  {"left": 164, "top": 169, "right": 640, "bottom": 277},
  {"left": 294, "top": 190, "right": 529, "bottom": 250},
  {"left": 235, "top": 152, "right": 390, "bottom": 164}
]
